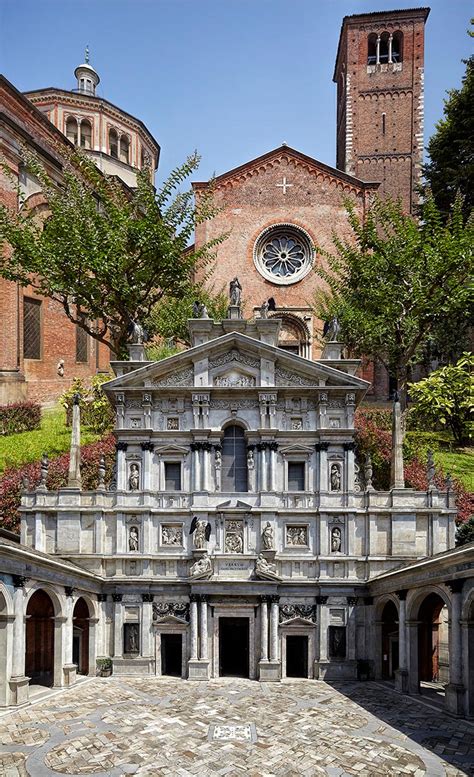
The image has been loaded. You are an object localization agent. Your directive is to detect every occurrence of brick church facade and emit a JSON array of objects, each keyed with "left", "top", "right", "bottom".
[{"left": 0, "top": 8, "right": 428, "bottom": 405}]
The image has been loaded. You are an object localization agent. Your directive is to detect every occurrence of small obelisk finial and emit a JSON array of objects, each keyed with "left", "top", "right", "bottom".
[
  {"left": 390, "top": 392, "right": 405, "bottom": 489},
  {"left": 85, "top": 45, "right": 90, "bottom": 64},
  {"left": 67, "top": 393, "right": 82, "bottom": 489}
]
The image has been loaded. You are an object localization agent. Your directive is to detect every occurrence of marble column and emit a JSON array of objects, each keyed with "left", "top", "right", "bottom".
[
  {"left": 260, "top": 596, "right": 269, "bottom": 661},
  {"left": 116, "top": 443, "right": 128, "bottom": 491},
  {"left": 202, "top": 446, "right": 211, "bottom": 491},
  {"left": 446, "top": 580, "right": 465, "bottom": 715},
  {"left": 376, "top": 34, "right": 381, "bottom": 65},
  {"left": 260, "top": 446, "right": 267, "bottom": 492},
  {"left": 269, "top": 445, "right": 277, "bottom": 492},
  {"left": 11, "top": 580, "right": 26, "bottom": 679},
  {"left": 200, "top": 596, "right": 208, "bottom": 660},
  {"left": 64, "top": 590, "right": 74, "bottom": 666},
  {"left": 193, "top": 445, "right": 201, "bottom": 491},
  {"left": 97, "top": 594, "right": 108, "bottom": 657},
  {"left": 347, "top": 597, "right": 358, "bottom": 661},
  {"left": 190, "top": 596, "right": 198, "bottom": 660},
  {"left": 112, "top": 594, "right": 123, "bottom": 658},
  {"left": 270, "top": 596, "right": 279, "bottom": 661},
  {"left": 395, "top": 590, "right": 408, "bottom": 692},
  {"left": 141, "top": 443, "right": 153, "bottom": 491},
  {"left": 317, "top": 597, "right": 329, "bottom": 663},
  {"left": 388, "top": 33, "right": 393, "bottom": 64},
  {"left": 141, "top": 594, "right": 154, "bottom": 660}
]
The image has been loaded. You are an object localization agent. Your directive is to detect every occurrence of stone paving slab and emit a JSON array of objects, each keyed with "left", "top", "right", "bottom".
[{"left": 0, "top": 678, "right": 472, "bottom": 776}]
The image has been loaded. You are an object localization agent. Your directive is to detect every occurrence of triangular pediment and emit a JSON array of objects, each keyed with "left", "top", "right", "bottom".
[
  {"left": 154, "top": 444, "right": 189, "bottom": 456},
  {"left": 103, "top": 331, "right": 368, "bottom": 397},
  {"left": 153, "top": 614, "right": 188, "bottom": 625},
  {"left": 279, "top": 444, "right": 314, "bottom": 455},
  {"left": 192, "top": 145, "right": 379, "bottom": 196},
  {"left": 279, "top": 616, "right": 317, "bottom": 627}
]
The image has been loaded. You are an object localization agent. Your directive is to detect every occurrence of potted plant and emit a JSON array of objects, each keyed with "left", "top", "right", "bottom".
[{"left": 96, "top": 657, "right": 113, "bottom": 677}]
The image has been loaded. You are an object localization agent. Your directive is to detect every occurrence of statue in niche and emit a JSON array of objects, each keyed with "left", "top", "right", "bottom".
[
  {"left": 331, "top": 527, "right": 342, "bottom": 553},
  {"left": 229, "top": 277, "right": 242, "bottom": 306},
  {"left": 129, "top": 463, "right": 140, "bottom": 491},
  {"left": 262, "top": 521, "right": 274, "bottom": 550},
  {"left": 247, "top": 448, "right": 255, "bottom": 470},
  {"left": 329, "top": 626, "right": 346, "bottom": 658},
  {"left": 190, "top": 516, "right": 211, "bottom": 549},
  {"left": 215, "top": 448, "right": 222, "bottom": 469},
  {"left": 129, "top": 526, "right": 139, "bottom": 551},
  {"left": 260, "top": 299, "right": 269, "bottom": 319},
  {"left": 127, "top": 624, "right": 139, "bottom": 653},
  {"left": 255, "top": 554, "right": 281, "bottom": 581},
  {"left": 330, "top": 463, "right": 341, "bottom": 492},
  {"left": 190, "top": 554, "right": 213, "bottom": 579}
]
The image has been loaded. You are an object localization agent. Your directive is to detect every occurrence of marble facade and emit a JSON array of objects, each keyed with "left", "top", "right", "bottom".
[{"left": 1, "top": 314, "right": 472, "bottom": 717}]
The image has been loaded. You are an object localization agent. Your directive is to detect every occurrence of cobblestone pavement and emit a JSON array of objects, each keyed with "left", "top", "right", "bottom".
[{"left": 0, "top": 678, "right": 473, "bottom": 776}]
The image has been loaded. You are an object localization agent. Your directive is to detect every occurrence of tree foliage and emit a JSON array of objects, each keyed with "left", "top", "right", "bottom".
[
  {"left": 424, "top": 39, "right": 474, "bottom": 220},
  {"left": 456, "top": 516, "right": 474, "bottom": 546},
  {"left": 148, "top": 285, "right": 229, "bottom": 346},
  {"left": 313, "top": 195, "right": 473, "bottom": 407},
  {"left": 0, "top": 148, "right": 227, "bottom": 356},
  {"left": 408, "top": 353, "right": 474, "bottom": 446}
]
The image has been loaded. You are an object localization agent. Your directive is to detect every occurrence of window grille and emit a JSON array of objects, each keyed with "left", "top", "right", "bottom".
[
  {"left": 23, "top": 297, "right": 41, "bottom": 359},
  {"left": 288, "top": 461, "right": 305, "bottom": 491},
  {"left": 76, "top": 326, "right": 88, "bottom": 363},
  {"left": 165, "top": 462, "right": 182, "bottom": 491}
]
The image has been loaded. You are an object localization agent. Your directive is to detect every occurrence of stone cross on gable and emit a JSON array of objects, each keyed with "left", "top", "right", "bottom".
[{"left": 276, "top": 176, "right": 293, "bottom": 195}]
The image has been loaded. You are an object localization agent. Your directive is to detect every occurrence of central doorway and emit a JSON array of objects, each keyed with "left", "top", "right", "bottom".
[
  {"left": 286, "top": 635, "right": 308, "bottom": 677},
  {"left": 161, "top": 634, "right": 182, "bottom": 676},
  {"left": 219, "top": 617, "right": 249, "bottom": 677}
]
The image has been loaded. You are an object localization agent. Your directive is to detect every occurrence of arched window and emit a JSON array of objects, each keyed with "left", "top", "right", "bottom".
[
  {"left": 120, "top": 135, "right": 130, "bottom": 164},
  {"left": 392, "top": 31, "right": 403, "bottom": 63},
  {"left": 66, "top": 117, "right": 78, "bottom": 145},
  {"left": 109, "top": 128, "right": 118, "bottom": 158},
  {"left": 367, "top": 33, "right": 377, "bottom": 65},
  {"left": 80, "top": 120, "right": 92, "bottom": 149},
  {"left": 221, "top": 425, "right": 248, "bottom": 492},
  {"left": 379, "top": 32, "right": 390, "bottom": 64}
]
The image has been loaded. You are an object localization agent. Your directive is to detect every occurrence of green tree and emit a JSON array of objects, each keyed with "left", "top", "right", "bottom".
[
  {"left": 314, "top": 195, "right": 473, "bottom": 409},
  {"left": 408, "top": 353, "right": 474, "bottom": 446},
  {"left": 0, "top": 148, "right": 227, "bottom": 357},
  {"left": 424, "top": 32, "right": 474, "bottom": 220},
  {"left": 148, "top": 285, "right": 229, "bottom": 346},
  {"left": 455, "top": 516, "right": 474, "bottom": 546}
]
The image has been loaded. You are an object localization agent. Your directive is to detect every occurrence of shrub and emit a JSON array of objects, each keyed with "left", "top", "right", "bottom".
[
  {"left": 0, "top": 401, "right": 41, "bottom": 436},
  {"left": 0, "top": 434, "right": 116, "bottom": 532}
]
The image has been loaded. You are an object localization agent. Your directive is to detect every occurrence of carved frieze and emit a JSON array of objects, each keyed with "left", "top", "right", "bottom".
[
  {"left": 161, "top": 524, "right": 183, "bottom": 546},
  {"left": 153, "top": 368, "right": 194, "bottom": 387},
  {"left": 209, "top": 350, "right": 259, "bottom": 369},
  {"left": 275, "top": 367, "right": 314, "bottom": 386},
  {"left": 225, "top": 520, "right": 244, "bottom": 553},
  {"left": 152, "top": 602, "right": 190, "bottom": 622},
  {"left": 279, "top": 604, "right": 317, "bottom": 623}
]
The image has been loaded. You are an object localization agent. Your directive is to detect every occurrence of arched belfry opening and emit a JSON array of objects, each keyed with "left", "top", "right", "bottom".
[{"left": 25, "top": 590, "right": 55, "bottom": 687}]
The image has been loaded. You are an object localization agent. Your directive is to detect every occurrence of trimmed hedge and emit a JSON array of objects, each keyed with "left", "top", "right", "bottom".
[
  {"left": 0, "top": 434, "right": 116, "bottom": 532},
  {"left": 0, "top": 401, "right": 41, "bottom": 436}
]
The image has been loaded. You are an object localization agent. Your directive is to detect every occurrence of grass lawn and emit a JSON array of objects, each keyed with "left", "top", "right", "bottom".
[
  {"left": 0, "top": 406, "right": 102, "bottom": 474},
  {"left": 405, "top": 430, "right": 473, "bottom": 491}
]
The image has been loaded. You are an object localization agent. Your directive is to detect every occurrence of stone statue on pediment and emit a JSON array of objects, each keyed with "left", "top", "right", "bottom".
[
  {"left": 229, "top": 277, "right": 242, "bottom": 306},
  {"left": 255, "top": 554, "right": 281, "bottom": 581},
  {"left": 189, "top": 554, "right": 213, "bottom": 579}
]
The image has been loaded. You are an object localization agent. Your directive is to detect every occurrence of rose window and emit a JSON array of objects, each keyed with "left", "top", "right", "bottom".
[{"left": 254, "top": 224, "right": 314, "bottom": 285}]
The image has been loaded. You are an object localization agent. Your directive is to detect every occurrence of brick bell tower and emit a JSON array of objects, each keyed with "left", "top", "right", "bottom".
[{"left": 334, "top": 7, "right": 430, "bottom": 212}]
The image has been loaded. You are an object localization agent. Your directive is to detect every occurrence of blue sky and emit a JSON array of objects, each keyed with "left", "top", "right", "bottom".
[{"left": 1, "top": 0, "right": 472, "bottom": 183}]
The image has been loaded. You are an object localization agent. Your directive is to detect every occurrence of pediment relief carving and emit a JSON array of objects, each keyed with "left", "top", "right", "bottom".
[
  {"left": 213, "top": 369, "right": 255, "bottom": 388},
  {"left": 152, "top": 367, "right": 194, "bottom": 387},
  {"left": 154, "top": 444, "right": 189, "bottom": 456},
  {"left": 279, "top": 444, "right": 314, "bottom": 455}
]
